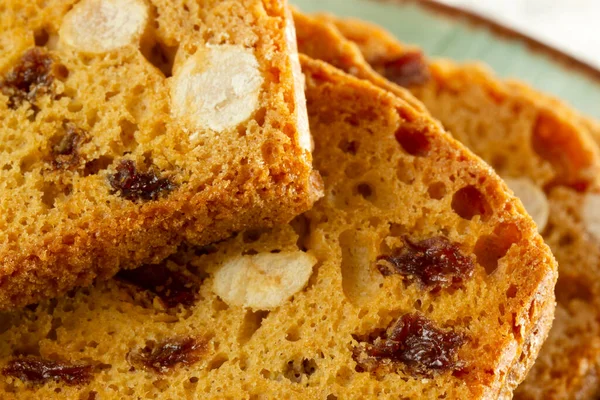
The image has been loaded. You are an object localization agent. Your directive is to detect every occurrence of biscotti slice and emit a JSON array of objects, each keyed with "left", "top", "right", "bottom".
[
  {"left": 0, "top": 57, "right": 556, "bottom": 399},
  {"left": 300, "top": 14, "right": 600, "bottom": 400},
  {"left": 0, "top": 0, "right": 320, "bottom": 310},
  {"left": 293, "top": 9, "right": 428, "bottom": 115},
  {"left": 310, "top": 13, "right": 600, "bottom": 190},
  {"left": 507, "top": 79, "right": 600, "bottom": 151}
]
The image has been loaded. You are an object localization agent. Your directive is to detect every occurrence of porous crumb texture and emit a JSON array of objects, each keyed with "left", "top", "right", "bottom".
[
  {"left": 0, "top": 58, "right": 556, "bottom": 399},
  {"left": 299, "top": 13, "right": 600, "bottom": 399},
  {"left": 0, "top": 0, "right": 318, "bottom": 309}
]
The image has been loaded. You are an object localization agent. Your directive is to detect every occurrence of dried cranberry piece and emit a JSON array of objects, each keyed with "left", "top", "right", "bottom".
[
  {"left": 395, "top": 125, "right": 430, "bottom": 157},
  {"left": 377, "top": 51, "right": 430, "bottom": 88},
  {"left": 129, "top": 337, "right": 206, "bottom": 373},
  {"left": 353, "top": 313, "right": 466, "bottom": 376},
  {"left": 377, "top": 236, "right": 474, "bottom": 290},
  {"left": 108, "top": 160, "right": 175, "bottom": 201},
  {"left": 2, "top": 356, "right": 93, "bottom": 385},
  {"left": 0, "top": 48, "right": 56, "bottom": 109},
  {"left": 51, "top": 122, "right": 88, "bottom": 169},
  {"left": 118, "top": 263, "right": 198, "bottom": 308}
]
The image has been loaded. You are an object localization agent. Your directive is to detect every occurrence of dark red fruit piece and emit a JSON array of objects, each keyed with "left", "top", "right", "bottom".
[
  {"left": 395, "top": 125, "right": 430, "bottom": 157},
  {"left": 354, "top": 313, "right": 466, "bottom": 376},
  {"left": 377, "top": 236, "right": 474, "bottom": 290},
  {"left": 108, "top": 160, "right": 175, "bottom": 201},
  {"left": 2, "top": 356, "right": 93, "bottom": 385},
  {"left": 117, "top": 263, "right": 198, "bottom": 308},
  {"left": 129, "top": 337, "right": 206, "bottom": 373},
  {"left": 51, "top": 122, "right": 88, "bottom": 169},
  {"left": 0, "top": 48, "right": 56, "bottom": 109},
  {"left": 377, "top": 51, "right": 430, "bottom": 88}
]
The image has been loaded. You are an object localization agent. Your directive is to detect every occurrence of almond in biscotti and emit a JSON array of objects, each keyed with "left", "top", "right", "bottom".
[
  {"left": 583, "top": 193, "right": 600, "bottom": 242},
  {"left": 170, "top": 45, "right": 264, "bottom": 134},
  {"left": 59, "top": 0, "right": 150, "bottom": 53},
  {"left": 504, "top": 177, "right": 549, "bottom": 232},
  {"left": 213, "top": 251, "right": 315, "bottom": 310}
]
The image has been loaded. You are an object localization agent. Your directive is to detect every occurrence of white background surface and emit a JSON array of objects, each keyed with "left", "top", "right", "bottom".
[{"left": 437, "top": 0, "right": 600, "bottom": 68}]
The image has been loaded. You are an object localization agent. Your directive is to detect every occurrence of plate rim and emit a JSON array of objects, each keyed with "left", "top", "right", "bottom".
[{"left": 371, "top": 0, "right": 600, "bottom": 85}]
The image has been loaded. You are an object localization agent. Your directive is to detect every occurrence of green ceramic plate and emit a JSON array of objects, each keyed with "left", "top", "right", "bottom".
[{"left": 293, "top": 0, "right": 600, "bottom": 120}]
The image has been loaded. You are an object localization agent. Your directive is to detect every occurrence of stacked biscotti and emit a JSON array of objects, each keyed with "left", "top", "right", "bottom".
[
  {"left": 298, "top": 12, "right": 600, "bottom": 400},
  {"left": 0, "top": 54, "right": 557, "bottom": 399},
  {"left": 0, "top": 1, "right": 584, "bottom": 399},
  {"left": 0, "top": 0, "right": 321, "bottom": 309}
]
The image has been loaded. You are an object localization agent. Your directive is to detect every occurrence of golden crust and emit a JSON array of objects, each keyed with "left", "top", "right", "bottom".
[{"left": 0, "top": 0, "right": 319, "bottom": 310}]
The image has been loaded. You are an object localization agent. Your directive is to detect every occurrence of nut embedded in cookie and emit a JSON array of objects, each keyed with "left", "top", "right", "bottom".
[
  {"left": 213, "top": 251, "right": 316, "bottom": 310},
  {"left": 170, "top": 45, "right": 264, "bottom": 135},
  {"left": 59, "top": 0, "right": 149, "bottom": 53},
  {"left": 504, "top": 177, "right": 549, "bottom": 232},
  {"left": 583, "top": 193, "right": 600, "bottom": 242}
]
